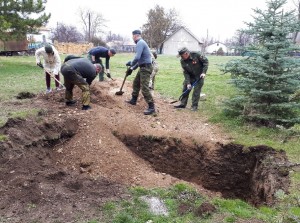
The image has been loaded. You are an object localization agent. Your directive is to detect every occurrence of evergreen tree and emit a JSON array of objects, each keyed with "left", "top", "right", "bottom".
[
  {"left": 217, "top": 47, "right": 224, "bottom": 56},
  {"left": 222, "top": 0, "right": 300, "bottom": 127},
  {"left": 0, "top": 0, "right": 50, "bottom": 41}
]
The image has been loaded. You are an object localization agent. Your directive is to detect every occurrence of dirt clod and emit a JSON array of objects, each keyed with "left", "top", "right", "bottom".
[
  {"left": 194, "top": 202, "right": 216, "bottom": 217},
  {"left": 16, "top": 91, "right": 36, "bottom": 99}
]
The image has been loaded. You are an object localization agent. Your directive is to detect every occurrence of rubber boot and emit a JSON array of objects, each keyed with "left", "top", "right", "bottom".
[
  {"left": 66, "top": 100, "right": 77, "bottom": 106},
  {"left": 174, "top": 104, "right": 186, "bottom": 109},
  {"left": 191, "top": 106, "right": 198, "bottom": 111},
  {"left": 144, "top": 102, "right": 155, "bottom": 115},
  {"left": 126, "top": 96, "right": 137, "bottom": 105},
  {"left": 82, "top": 105, "right": 92, "bottom": 110}
]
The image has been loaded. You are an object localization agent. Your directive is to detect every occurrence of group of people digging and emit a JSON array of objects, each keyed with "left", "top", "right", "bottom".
[{"left": 35, "top": 29, "right": 208, "bottom": 114}]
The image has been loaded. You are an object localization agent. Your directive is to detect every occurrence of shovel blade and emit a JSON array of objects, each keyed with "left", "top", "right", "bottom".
[{"left": 115, "top": 91, "right": 124, "bottom": 95}]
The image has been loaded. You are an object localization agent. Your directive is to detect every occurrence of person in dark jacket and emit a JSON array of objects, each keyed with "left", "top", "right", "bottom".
[
  {"left": 174, "top": 47, "right": 209, "bottom": 111},
  {"left": 61, "top": 57, "right": 101, "bottom": 110},
  {"left": 87, "top": 46, "right": 116, "bottom": 81}
]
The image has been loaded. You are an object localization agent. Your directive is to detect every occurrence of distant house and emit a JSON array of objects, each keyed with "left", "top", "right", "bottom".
[
  {"left": 108, "top": 40, "right": 136, "bottom": 53},
  {"left": 160, "top": 26, "right": 203, "bottom": 55},
  {"left": 27, "top": 27, "right": 52, "bottom": 50},
  {"left": 206, "top": 42, "right": 229, "bottom": 55}
]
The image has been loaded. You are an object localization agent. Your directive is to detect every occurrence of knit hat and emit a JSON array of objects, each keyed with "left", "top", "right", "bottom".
[
  {"left": 178, "top": 47, "right": 189, "bottom": 55},
  {"left": 45, "top": 44, "right": 53, "bottom": 54},
  {"left": 132, "top": 30, "right": 141, "bottom": 35},
  {"left": 109, "top": 48, "right": 116, "bottom": 55}
]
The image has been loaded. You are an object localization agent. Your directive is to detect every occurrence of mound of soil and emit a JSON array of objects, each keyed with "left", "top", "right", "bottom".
[
  {"left": 0, "top": 78, "right": 291, "bottom": 222},
  {"left": 16, "top": 92, "right": 36, "bottom": 99}
]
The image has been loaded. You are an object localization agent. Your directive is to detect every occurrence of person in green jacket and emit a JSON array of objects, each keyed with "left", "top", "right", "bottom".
[{"left": 174, "top": 47, "right": 209, "bottom": 111}]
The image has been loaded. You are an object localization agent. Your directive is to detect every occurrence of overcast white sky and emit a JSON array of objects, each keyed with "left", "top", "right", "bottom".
[{"left": 45, "top": 0, "right": 295, "bottom": 42}]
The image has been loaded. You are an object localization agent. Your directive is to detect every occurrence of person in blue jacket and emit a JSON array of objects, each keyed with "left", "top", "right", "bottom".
[
  {"left": 125, "top": 30, "right": 155, "bottom": 115},
  {"left": 87, "top": 46, "right": 116, "bottom": 81}
]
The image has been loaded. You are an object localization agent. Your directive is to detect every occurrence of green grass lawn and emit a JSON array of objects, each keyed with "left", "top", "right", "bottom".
[{"left": 0, "top": 53, "right": 299, "bottom": 223}]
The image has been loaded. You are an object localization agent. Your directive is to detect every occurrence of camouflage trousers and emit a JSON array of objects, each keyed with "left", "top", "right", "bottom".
[
  {"left": 61, "top": 65, "right": 91, "bottom": 106},
  {"left": 149, "top": 65, "right": 159, "bottom": 90},
  {"left": 132, "top": 65, "right": 154, "bottom": 103}
]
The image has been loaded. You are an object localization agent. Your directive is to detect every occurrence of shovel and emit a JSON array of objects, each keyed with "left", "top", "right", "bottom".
[
  {"left": 170, "top": 79, "right": 200, "bottom": 104},
  {"left": 37, "top": 63, "right": 65, "bottom": 88},
  {"left": 115, "top": 73, "right": 127, "bottom": 95},
  {"left": 115, "top": 67, "right": 131, "bottom": 95},
  {"left": 104, "top": 72, "right": 115, "bottom": 81},
  {"left": 45, "top": 70, "right": 65, "bottom": 88}
]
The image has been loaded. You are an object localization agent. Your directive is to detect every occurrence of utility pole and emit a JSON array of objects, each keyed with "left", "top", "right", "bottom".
[
  {"left": 57, "top": 22, "right": 59, "bottom": 42},
  {"left": 88, "top": 13, "right": 91, "bottom": 42}
]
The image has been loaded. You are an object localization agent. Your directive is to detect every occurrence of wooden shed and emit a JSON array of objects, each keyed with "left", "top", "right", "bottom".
[{"left": 160, "top": 27, "right": 203, "bottom": 55}]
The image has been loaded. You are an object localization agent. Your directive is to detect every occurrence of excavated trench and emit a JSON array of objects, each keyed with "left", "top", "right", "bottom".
[
  {"left": 0, "top": 92, "right": 291, "bottom": 209},
  {"left": 116, "top": 134, "right": 290, "bottom": 206}
]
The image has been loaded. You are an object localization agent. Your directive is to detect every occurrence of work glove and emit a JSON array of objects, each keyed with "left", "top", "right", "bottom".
[
  {"left": 187, "top": 84, "right": 192, "bottom": 90},
  {"left": 37, "top": 62, "right": 43, "bottom": 69},
  {"left": 200, "top": 73, "right": 206, "bottom": 79},
  {"left": 107, "top": 73, "right": 111, "bottom": 78},
  {"left": 126, "top": 68, "right": 133, "bottom": 76},
  {"left": 126, "top": 61, "right": 131, "bottom": 66}
]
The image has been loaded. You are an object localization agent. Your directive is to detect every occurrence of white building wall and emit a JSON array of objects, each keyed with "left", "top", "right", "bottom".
[
  {"left": 163, "top": 29, "right": 202, "bottom": 55},
  {"left": 206, "top": 42, "right": 228, "bottom": 54},
  {"left": 27, "top": 28, "right": 52, "bottom": 44}
]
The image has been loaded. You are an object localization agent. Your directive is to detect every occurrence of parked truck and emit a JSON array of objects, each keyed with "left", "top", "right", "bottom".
[{"left": 0, "top": 36, "right": 29, "bottom": 56}]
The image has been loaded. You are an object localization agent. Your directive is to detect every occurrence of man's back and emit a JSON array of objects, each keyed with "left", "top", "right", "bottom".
[
  {"left": 88, "top": 46, "right": 108, "bottom": 57},
  {"left": 65, "top": 58, "right": 95, "bottom": 78}
]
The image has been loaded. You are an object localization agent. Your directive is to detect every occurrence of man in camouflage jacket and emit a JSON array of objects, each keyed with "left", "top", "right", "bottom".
[{"left": 174, "top": 47, "right": 209, "bottom": 111}]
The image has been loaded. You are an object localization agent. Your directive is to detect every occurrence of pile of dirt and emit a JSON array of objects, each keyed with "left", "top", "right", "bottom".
[
  {"left": 15, "top": 92, "right": 36, "bottom": 99},
  {"left": 0, "top": 78, "right": 291, "bottom": 222}
]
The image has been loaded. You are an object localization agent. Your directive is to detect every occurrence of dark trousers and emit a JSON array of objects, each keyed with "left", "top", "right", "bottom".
[
  {"left": 180, "top": 78, "right": 204, "bottom": 108},
  {"left": 45, "top": 72, "right": 60, "bottom": 89}
]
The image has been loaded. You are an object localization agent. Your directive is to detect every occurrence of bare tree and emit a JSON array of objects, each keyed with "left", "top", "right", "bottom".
[
  {"left": 51, "top": 23, "right": 84, "bottom": 42},
  {"left": 141, "top": 5, "right": 182, "bottom": 52},
  {"left": 224, "top": 30, "right": 253, "bottom": 55},
  {"left": 235, "top": 30, "right": 252, "bottom": 47},
  {"left": 106, "top": 32, "right": 125, "bottom": 42},
  {"left": 90, "top": 36, "right": 107, "bottom": 47},
  {"left": 105, "top": 32, "right": 129, "bottom": 51},
  {"left": 77, "top": 7, "right": 107, "bottom": 42}
]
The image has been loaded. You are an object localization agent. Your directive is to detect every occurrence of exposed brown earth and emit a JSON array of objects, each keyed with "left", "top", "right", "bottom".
[{"left": 0, "top": 78, "right": 290, "bottom": 222}]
